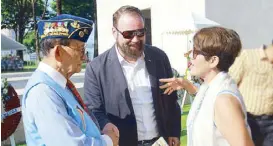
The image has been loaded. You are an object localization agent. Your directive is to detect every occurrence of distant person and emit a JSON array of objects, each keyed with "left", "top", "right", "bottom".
[
  {"left": 86, "top": 51, "right": 90, "bottom": 62},
  {"left": 229, "top": 41, "right": 273, "bottom": 146}
]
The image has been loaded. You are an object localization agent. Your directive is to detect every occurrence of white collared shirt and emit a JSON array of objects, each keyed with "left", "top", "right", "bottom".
[
  {"left": 38, "top": 62, "right": 67, "bottom": 88},
  {"left": 116, "top": 47, "right": 159, "bottom": 140},
  {"left": 24, "top": 62, "right": 112, "bottom": 146}
]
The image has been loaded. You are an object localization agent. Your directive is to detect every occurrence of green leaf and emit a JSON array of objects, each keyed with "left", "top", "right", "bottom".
[
  {"left": 1, "top": 0, "right": 45, "bottom": 43},
  {"left": 51, "top": 0, "right": 94, "bottom": 19}
]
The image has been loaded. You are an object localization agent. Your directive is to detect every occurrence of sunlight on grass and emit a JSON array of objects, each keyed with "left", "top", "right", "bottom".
[{"left": 181, "top": 104, "right": 191, "bottom": 146}]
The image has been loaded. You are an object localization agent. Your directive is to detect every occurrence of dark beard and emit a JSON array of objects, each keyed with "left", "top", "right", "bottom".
[{"left": 117, "top": 41, "right": 144, "bottom": 60}]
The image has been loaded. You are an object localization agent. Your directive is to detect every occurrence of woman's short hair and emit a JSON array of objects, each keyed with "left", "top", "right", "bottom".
[{"left": 193, "top": 27, "right": 242, "bottom": 72}]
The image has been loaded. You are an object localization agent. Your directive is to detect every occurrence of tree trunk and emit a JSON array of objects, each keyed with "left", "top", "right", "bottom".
[
  {"left": 41, "top": 0, "right": 48, "bottom": 18},
  {"left": 32, "top": 0, "right": 41, "bottom": 62},
  {"left": 17, "top": 0, "right": 27, "bottom": 45},
  {"left": 56, "top": 0, "right": 62, "bottom": 15},
  {"left": 93, "top": 0, "right": 98, "bottom": 58},
  {"left": 14, "top": 27, "right": 18, "bottom": 42},
  {"left": 18, "top": 25, "right": 24, "bottom": 44}
]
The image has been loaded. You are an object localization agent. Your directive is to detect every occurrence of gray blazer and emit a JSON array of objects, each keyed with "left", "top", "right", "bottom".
[{"left": 84, "top": 45, "right": 181, "bottom": 146}]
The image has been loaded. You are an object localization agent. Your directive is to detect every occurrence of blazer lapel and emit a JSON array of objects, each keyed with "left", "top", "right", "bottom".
[
  {"left": 107, "top": 46, "right": 126, "bottom": 88},
  {"left": 144, "top": 48, "right": 159, "bottom": 111},
  {"left": 107, "top": 46, "right": 134, "bottom": 116}
]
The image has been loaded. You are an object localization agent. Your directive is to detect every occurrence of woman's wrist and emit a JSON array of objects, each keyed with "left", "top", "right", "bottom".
[{"left": 183, "top": 79, "right": 198, "bottom": 95}]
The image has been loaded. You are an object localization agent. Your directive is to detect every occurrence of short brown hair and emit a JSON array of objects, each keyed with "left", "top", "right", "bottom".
[
  {"left": 193, "top": 27, "right": 242, "bottom": 72},
  {"left": 113, "top": 5, "right": 144, "bottom": 27}
]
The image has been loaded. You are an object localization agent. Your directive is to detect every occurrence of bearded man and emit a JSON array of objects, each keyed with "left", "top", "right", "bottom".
[{"left": 84, "top": 5, "right": 181, "bottom": 146}]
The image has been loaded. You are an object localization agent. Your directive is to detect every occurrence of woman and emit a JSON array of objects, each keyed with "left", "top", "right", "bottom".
[{"left": 160, "top": 27, "right": 254, "bottom": 146}]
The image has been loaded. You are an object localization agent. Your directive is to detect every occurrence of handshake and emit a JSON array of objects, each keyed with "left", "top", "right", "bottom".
[
  {"left": 102, "top": 123, "right": 119, "bottom": 146},
  {"left": 102, "top": 123, "right": 173, "bottom": 146}
]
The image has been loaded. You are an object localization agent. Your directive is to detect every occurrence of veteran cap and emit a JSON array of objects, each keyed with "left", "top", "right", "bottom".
[{"left": 38, "top": 14, "right": 93, "bottom": 42}]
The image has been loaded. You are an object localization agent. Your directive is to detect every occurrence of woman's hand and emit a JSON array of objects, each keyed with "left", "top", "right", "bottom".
[
  {"left": 159, "top": 77, "right": 198, "bottom": 95},
  {"left": 159, "top": 78, "right": 185, "bottom": 95}
]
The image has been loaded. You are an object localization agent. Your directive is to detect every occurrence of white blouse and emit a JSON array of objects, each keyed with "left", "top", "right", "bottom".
[{"left": 187, "top": 72, "right": 251, "bottom": 146}]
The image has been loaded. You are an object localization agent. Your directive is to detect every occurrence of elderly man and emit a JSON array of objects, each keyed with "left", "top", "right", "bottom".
[
  {"left": 22, "top": 14, "right": 118, "bottom": 146},
  {"left": 84, "top": 5, "right": 181, "bottom": 146}
]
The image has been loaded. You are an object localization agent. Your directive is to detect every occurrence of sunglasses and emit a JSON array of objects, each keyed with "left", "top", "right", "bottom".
[
  {"left": 192, "top": 47, "right": 209, "bottom": 59},
  {"left": 114, "top": 27, "right": 146, "bottom": 39}
]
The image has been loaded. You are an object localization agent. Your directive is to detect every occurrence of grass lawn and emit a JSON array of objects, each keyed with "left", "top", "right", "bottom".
[{"left": 180, "top": 104, "right": 191, "bottom": 146}]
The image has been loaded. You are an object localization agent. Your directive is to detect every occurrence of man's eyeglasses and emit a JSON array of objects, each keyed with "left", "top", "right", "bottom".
[
  {"left": 77, "top": 47, "right": 86, "bottom": 57},
  {"left": 114, "top": 27, "right": 146, "bottom": 39},
  {"left": 192, "top": 47, "right": 209, "bottom": 59},
  {"left": 64, "top": 45, "right": 86, "bottom": 58}
]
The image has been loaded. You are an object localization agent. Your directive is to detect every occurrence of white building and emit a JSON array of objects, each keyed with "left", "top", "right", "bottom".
[
  {"left": 1, "top": 29, "right": 26, "bottom": 59},
  {"left": 96, "top": 0, "right": 273, "bottom": 75}
]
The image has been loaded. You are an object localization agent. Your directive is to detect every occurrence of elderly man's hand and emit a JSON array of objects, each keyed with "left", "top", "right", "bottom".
[
  {"left": 103, "top": 123, "right": 119, "bottom": 146},
  {"left": 102, "top": 123, "right": 119, "bottom": 137},
  {"left": 168, "top": 137, "right": 180, "bottom": 146},
  {"left": 103, "top": 129, "right": 119, "bottom": 146}
]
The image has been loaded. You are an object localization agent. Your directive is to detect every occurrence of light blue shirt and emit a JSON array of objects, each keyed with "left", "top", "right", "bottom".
[{"left": 22, "top": 62, "right": 112, "bottom": 146}]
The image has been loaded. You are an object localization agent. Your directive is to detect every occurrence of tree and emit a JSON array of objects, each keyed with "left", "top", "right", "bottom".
[
  {"left": 93, "top": 0, "right": 98, "bottom": 58},
  {"left": 32, "top": 0, "right": 50, "bottom": 61},
  {"left": 56, "top": 0, "right": 62, "bottom": 15},
  {"left": 32, "top": 0, "right": 40, "bottom": 61},
  {"left": 51, "top": 0, "right": 97, "bottom": 57},
  {"left": 1, "top": 0, "right": 44, "bottom": 44},
  {"left": 23, "top": 31, "right": 36, "bottom": 53},
  {"left": 51, "top": 0, "right": 94, "bottom": 20}
]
